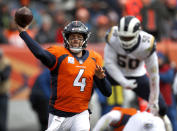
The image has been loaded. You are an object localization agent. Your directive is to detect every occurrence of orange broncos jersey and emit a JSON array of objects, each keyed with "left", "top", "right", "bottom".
[
  {"left": 110, "top": 107, "right": 137, "bottom": 131},
  {"left": 47, "top": 46, "right": 103, "bottom": 113}
]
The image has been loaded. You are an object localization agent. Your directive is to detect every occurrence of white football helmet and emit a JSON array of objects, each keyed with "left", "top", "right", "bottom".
[{"left": 118, "top": 16, "right": 141, "bottom": 50}]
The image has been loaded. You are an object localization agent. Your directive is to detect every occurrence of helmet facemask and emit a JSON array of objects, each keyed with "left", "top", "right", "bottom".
[
  {"left": 63, "top": 21, "right": 90, "bottom": 53},
  {"left": 118, "top": 16, "right": 141, "bottom": 50}
]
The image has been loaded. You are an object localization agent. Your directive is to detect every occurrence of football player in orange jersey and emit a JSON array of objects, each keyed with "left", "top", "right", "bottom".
[
  {"left": 16, "top": 20, "right": 112, "bottom": 131},
  {"left": 93, "top": 107, "right": 166, "bottom": 131}
]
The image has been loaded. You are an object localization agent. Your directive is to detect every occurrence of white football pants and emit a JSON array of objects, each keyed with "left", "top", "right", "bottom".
[{"left": 45, "top": 110, "right": 90, "bottom": 131}]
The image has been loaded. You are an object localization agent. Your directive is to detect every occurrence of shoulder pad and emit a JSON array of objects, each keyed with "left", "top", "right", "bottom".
[
  {"left": 146, "top": 36, "right": 156, "bottom": 57},
  {"left": 105, "top": 26, "right": 118, "bottom": 44}
]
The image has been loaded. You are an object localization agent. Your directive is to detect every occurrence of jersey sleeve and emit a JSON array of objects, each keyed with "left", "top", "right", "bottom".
[{"left": 46, "top": 46, "right": 61, "bottom": 70}]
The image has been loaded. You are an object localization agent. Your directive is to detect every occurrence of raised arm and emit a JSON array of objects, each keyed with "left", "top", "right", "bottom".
[{"left": 17, "top": 25, "right": 56, "bottom": 68}]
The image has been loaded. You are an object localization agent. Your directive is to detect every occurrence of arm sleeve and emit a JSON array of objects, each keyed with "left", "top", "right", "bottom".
[
  {"left": 93, "top": 110, "right": 121, "bottom": 131},
  {"left": 104, "top": 44, "right": 128, "bottom": 87},
  {"left": 94, "top": 76, "right": 112, "bottom": 97},
  {"left": 19, "top": 31, "right": 56, "bottom": 68},
  {"left": 145, "top": 52, "right": 159, "bottom": 105}
]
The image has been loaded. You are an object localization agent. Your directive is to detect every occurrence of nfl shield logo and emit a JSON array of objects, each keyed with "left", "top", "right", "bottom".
[
  {"left": 79, "top": 60, "right": 83, "bottom": 64},
  {"left": 68, "top": 57, "right": 74, "bottom": 64}
]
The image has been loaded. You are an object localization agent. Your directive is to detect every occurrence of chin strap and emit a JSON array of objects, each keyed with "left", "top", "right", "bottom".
[{"left": 69, "top": 47, "right": 83, "bottom": 53}]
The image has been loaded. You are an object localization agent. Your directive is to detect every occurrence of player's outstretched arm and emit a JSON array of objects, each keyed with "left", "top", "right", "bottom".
[
  {"left": 16, "top": 24, "right": 56, "bottom": 68},
  {"left": 93, "top": 110, "right": 121, "bottom": 131},
  {"left": 145, "top": 52, "right": 160, "bottom": 115}
]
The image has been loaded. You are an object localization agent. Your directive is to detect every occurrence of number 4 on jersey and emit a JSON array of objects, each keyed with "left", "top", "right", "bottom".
[{"left": 73, "top": 69, "right": 86, "bottom": 92}]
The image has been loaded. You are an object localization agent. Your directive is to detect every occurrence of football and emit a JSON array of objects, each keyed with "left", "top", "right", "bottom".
[{"left": 15, "top": 6, "right": 33, "bottom": 28}]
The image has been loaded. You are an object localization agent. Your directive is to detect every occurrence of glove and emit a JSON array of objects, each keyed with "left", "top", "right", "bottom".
[
  {"left": 146, "top": 103, "right": 159, "bottom": 116},
  {"left": 161, "top": 115, "right": 173, "bottom": 131},
  {"left": 122, "top": 79, "right": 137, "bottom": 89}
]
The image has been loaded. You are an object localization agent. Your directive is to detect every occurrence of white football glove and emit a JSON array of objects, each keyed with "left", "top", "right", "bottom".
[
  {"left": 162, "top": 115, "right": 173, "bottom": 131},
  {"left": 122, "top": 79, "right": 137, "bottom": 89},
  {"left": 147, "top": 103, "right": 159, "bottom": 116}
]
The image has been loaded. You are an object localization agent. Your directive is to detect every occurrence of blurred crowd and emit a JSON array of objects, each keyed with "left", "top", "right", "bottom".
[
  {"left": 0, "top": 0, "right": 176, "bottom": 47},
  {"left": 0, "top": 0, "right": 177, "bottom": 131}
]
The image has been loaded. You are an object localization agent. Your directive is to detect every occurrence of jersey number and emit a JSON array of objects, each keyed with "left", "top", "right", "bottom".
[
  {"left": 74, "top": 69, "right": 86, "bottom": 92},
  {"left": 117, "top": 54, "right": 139, "bottom": 69}
]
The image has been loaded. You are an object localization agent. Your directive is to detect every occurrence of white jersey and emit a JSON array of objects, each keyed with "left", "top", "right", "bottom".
[
  {"left": 123, "top": 112, "right": 166, "bottom": 131},
  {"left": 105, "top": 26, "right": 156, "bottom": 77},
  {"left": 104, "top": 26, "right": 160, "bottom": 105}
]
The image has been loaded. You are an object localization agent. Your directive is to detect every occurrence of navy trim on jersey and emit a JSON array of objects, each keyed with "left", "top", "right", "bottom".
[
  {"left": 49, "top": 106, "right": 78, "bottom": 117},
  {"left": 91, "top": 57, "right": 96, "bottom": 62},
  {"left": 94, "top": 76, "right": 112, "bottom": 97},
  {"left": 69, "top": 50, "right": 89, "bottom": 63},
  {"left": 111, "top": 114, "right": 131, "bottom": 128},
  {"left": 118, "top": 114, "right": 131, "bottom": 127},
  {"left": 50, "top": 54, "right": 68, "bottom": 106}
]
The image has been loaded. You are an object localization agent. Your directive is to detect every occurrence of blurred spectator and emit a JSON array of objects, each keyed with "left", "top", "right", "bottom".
[
  {"left": 89, "top": 15, "right": 110, "bottom": 43},
  {"left": 35, "top": 13, "right": 56, "bottom": 44},
  {"left": 103, "top": 0, "right": 123, "bottom": 18},
  {"left": 71, "top": 0, "right": 87, "bottom": 17},
  {"left": 122, "top": 0, "right": 143, "bottom": 21},
  {"left": 170, "top": 19, "right": 177, "bottom": 41},
  {"left": 0, "top": 29, "right": 7, "bottom": 44},
  {"left": 75, "top": 7, "right": 92, "bottom": 30},
  {"left": 4, "top": 19, "right": 35, "bottom": 47},
  {"left": 165, "top": 0, "right": 177, "bottom": 41},
  {"left": 107, "top": 10, "right": 119, "bottom": 27},
  {"left": 53, "top": 10, "right": 68, "bottom": 44},
  {"left": 0, "top": 2, "right": 11, "bottom": 29},
  {"left": 158, "top": 51, "right": 177, "bottom": 131},
  {"left": 141, "top": 0, "right": 170, "bottom": 42},
  {"left": 88, "top": 0, "right": 108, "bottom": 27},
  {"left": 29, "top": 67, "right": 51, "bottom": 131},
  {"left": 0, "top": 49, "right": 12, "bottom": 131}
]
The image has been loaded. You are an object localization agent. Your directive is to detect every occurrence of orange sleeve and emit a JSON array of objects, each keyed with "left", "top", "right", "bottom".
[
  {"left": 46, "top": 46, "right": 61, "bottom": 71},
  {"left": 112, "top": 107, "right": 137, "bottom": 116}
]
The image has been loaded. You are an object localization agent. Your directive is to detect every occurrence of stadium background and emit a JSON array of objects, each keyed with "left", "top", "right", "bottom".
[{"left": 0, "top": 0, "right": 176, "bottom": 130}]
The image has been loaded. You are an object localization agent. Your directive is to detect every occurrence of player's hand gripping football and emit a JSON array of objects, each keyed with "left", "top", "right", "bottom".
[
  {"left": 95, "top": 65, "right": 105, "bottom": 79},
  {"left": 14, "top": 6, "right": 33, "bottom": 32},
  {"left": 16, "top": 24, "right": 29, "bottom": 33}
]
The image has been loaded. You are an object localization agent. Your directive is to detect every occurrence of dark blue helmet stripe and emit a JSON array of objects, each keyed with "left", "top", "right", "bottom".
[{"left": 124, "top": 16, "right": 134, "bottom": 31}]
